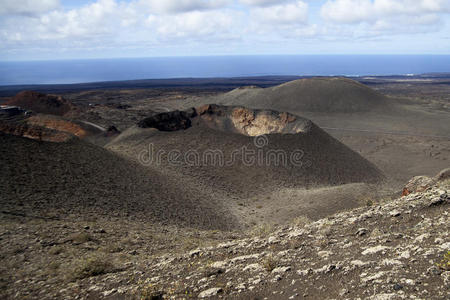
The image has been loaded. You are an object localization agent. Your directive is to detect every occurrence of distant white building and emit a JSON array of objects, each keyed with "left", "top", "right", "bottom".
[{"left": 0, "top": 105, "right": 30, "bottom": 116}]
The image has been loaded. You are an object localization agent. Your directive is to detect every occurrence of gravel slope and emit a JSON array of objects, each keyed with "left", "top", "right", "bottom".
[
  {"left": 0, "top": 133, "right": 237, "bottom": 230},
  {"left": 209, "top": 77, "right": 389, "bottom": 113}
]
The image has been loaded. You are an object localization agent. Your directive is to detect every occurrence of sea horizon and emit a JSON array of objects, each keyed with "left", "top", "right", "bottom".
[{"left": 1, "top": 54, "right": 449, "bottom": 86}]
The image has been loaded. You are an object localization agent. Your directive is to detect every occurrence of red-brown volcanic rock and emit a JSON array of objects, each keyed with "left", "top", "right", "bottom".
[{"left": 7, "top": 91, "right": 74, "bottom": 116}]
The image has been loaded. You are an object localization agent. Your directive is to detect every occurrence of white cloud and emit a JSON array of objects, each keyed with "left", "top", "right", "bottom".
[
  {"left": 0, "top": 0, "right": 243, "bottom": 52},
  {"left": 0, "top": 0, "right": 60, "bottom": 15},
  {"left": 251, "top": 1, "right": 308, "bottom": 24},
  {"left": 36, "top": 0, "right": 119, "bottom": 39},
  {"left": 321, "top": 0, "right": 450, "bottom": 24},
  {"left": 1, "top": 0, "right": 449, "bottom": 59},
  {"left": 0, "top": 0, "right": 127, "bottom": 50},
  {"left": 136, "top": 0, "right": 230, "bottom": 14},
  {"left": 240, "top": 0, "right": 290, "bottom": 6},
  {"left": 319, "top": 0, "right": 450, "bottom": 38},
  {"left": 147, "top": 9, "right": 240, "bottom": 40}
]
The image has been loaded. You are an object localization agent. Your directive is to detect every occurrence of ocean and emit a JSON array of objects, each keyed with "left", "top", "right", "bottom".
[{"left": 0, "top": 55, "right": 449, "bottom": 86}]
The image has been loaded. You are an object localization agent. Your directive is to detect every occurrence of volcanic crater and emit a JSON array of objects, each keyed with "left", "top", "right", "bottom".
[
  {"left": 109, "top": 105, "right": 384, "bottom": 200},
  {"left": 138, "top": 104, "right": 312, "bottom": 136}
]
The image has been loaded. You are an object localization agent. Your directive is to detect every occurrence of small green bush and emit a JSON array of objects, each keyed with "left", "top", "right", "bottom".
[
  {"left": 437, "top": 251, "right": 450, "bottom": 271},
  {"left": 137, "top": 281, "right": 164, "bottom": 300}
]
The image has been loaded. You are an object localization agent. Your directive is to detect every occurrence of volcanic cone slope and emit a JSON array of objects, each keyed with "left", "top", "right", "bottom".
[
  {"left": 0, "top": 133, "right": 236, "bottom": 230},
  {"left": 211, "top": 77, "right": 389, "bottom": 113},
  {"left": 107, "top": 105, "right": 384, "bottom": 197}
]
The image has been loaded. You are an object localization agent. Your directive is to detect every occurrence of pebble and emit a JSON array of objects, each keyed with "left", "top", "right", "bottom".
[
  {"left": 389, "top": 210, "right": 401, "bottom": 217},
  {"left": 211, "top": 261, "right": 227, "bottom": 269},
  {"left": 272, "top": 275, "right": 282, "bottom": 282},
  {"left": 189, "top": 249, "right": 202, "bottom": 257},
  {"left": 102, "top": 289, "right": 116, "bottom": 296},
  {"left": 198, "top": 287, "right": 223, "bottom": 298},
  {"left": 243, "top": 263, "right": 264, "bottom": 272},
  {"left": 362, "top": 245, "right": 390, "bottom": 255},
  {"left": 271, "top": 266, "right": 291, "bottom": 274},
  {"left": 356, "top": 228, "right": 368, "bottom": 236}
]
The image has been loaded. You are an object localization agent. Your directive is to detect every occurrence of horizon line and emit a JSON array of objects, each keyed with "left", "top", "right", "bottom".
[{"left": 2, "top": 53, "right": 450, "bottom": 63}]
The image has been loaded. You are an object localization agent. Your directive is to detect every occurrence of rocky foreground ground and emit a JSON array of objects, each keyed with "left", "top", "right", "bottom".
[
  {"left": 1, "top": 176, "right": 449, "bottom": 299},
  {"left": 131, "top": 178, "right": 449, "bottom": 300}
]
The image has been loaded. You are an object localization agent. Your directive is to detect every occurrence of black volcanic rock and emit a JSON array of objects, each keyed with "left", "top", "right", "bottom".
[
  {"left": 138, "top": 109, "right": 196, "bottom": 131},
  {"left": 105, "top": 125, "right": 121, "bottom": 137}
]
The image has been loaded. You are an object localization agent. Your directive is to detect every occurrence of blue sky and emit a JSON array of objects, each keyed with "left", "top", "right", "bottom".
[{"left": 0, "top": 0, "right": 449, "bottom": 60}]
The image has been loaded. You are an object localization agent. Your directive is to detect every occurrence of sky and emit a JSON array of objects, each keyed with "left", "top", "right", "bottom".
[{"left": 0, "top": 0, "right": 449, "bottom": 60}]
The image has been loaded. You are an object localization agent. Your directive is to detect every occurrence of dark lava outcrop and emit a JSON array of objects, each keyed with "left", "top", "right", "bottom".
[
  {"left": 138, "top": 109, "right": 196, "bottom": 131},
  {"left": 105, "top": 125, "right": 121, "bottom": 137}
]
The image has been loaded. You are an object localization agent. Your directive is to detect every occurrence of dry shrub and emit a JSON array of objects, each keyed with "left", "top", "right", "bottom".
[
  {"left": 292, "top": 215, "right": 311, "bottom": 227},
  {"left": 70, "top": 254, "right": 115, "bottom": 280},
  {"left": 262, "top": 255, "right": 278, "bottom": 272},
  {"left": 251, "top": 223, "right": 274, "bottom": 238}
]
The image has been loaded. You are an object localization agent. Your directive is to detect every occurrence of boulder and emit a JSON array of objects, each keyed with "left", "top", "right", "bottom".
[{"left": 402, "top": 176, "right": 435, "bottom": 196}]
